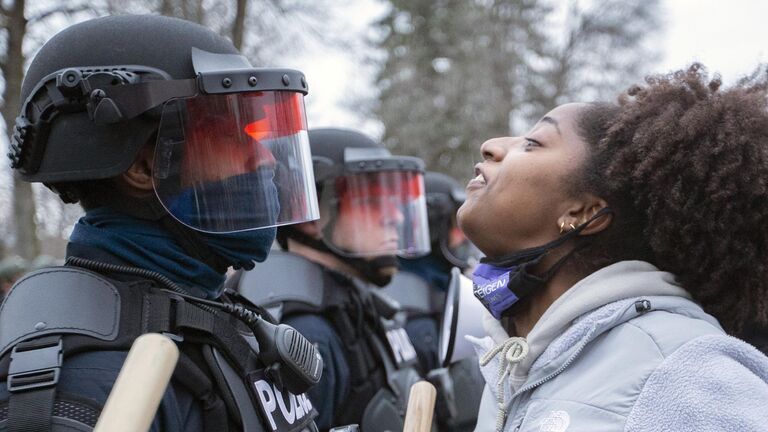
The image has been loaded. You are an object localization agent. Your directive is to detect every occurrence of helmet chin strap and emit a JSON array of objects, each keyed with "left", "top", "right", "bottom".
[
  {"left": 101, "top": 193, "right": 231, "bottom": 273},
  {"left": 286, "top": 227, "right": 399, "bottom": 287}
]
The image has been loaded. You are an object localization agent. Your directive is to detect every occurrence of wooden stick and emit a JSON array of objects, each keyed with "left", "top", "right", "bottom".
[
  {"left": 93, "top": 333, "right": 179, "bottom": 432},
  {"left": 403, "top": 381, "right": 437, "bottom": 432}
]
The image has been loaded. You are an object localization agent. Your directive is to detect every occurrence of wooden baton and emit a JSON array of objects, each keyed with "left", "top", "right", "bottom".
[
  {"left": 402, "top": 381, "right": 437, "bottom": 432},
  {"left": 93, "top": 333, "right": 179, "bottom": 432}
]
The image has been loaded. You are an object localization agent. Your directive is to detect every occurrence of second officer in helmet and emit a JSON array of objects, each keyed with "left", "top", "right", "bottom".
[
  {"left": 1, "top": 15, "right": 323, "bottom": 432},
  {"left": 231, "top": 128, "right": 431, "bottom": 431}
]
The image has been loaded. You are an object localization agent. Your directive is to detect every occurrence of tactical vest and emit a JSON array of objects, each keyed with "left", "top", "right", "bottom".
[
  {"left": 382, "top": 269, "right": 484, "bottom": 432},
  {"left": 232, "top": 251, "right": 422, "bottom": 432},
  {"left": 0, "top": 265, "right": 319, "bottom": 432},
  {"left": 380, "top": 271, "right": 444, "bottom": 321}
]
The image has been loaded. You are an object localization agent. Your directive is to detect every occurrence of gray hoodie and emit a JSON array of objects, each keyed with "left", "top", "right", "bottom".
[{"left": 471, "top": 261, "right": 768, "bottom": 432}]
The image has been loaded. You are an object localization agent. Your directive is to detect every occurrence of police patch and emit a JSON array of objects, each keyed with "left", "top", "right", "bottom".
[{"left": 249, "top": 370, "right": 318, "bottom": 432}]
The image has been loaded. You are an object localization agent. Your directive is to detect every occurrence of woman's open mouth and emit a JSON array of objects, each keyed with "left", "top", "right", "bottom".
[{"left": 467, "top": 167, "right": 487, "bottom": 190}]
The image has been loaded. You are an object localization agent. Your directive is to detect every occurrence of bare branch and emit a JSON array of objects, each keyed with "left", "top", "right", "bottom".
[
  {"left": 28, "top": 4, "right": 92, "bottom": 24},
  {"left": 232, "top": 0, "right": 248, "bottom": 50}
]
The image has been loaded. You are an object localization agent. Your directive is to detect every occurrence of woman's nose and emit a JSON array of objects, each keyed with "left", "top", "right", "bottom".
[{"left": 479, "top": 137, "right": 509, "bottom": 162}]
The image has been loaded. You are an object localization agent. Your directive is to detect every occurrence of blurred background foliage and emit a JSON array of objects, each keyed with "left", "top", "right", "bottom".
[{"left": 0, "top": 0, "right": 661, "bottom": 259}]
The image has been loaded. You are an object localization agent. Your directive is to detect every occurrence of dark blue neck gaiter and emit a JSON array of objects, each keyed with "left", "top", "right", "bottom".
[
  {"left": 399, "top": 253, "right": 453, "bottom": 292},
  {"left": 69, "top": 208, "right": 275, "bottom": 298}
]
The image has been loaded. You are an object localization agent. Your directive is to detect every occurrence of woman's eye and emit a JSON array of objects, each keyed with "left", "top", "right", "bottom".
[{"left": 524, "top": 138, "right": 541, "bottom": 150}]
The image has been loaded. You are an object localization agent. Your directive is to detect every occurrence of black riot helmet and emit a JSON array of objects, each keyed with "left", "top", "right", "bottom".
[
  {"left": 423, "top": 171, "right": 475, "bottom": 269},
  {"left": 10, "top": 15, "right": 318, "bottom": 234},
  {"left": 278, "top": 128, "right": 430, "bottom": 285}
]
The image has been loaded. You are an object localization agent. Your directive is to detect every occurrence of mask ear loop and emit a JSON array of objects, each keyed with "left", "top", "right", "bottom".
[
  {"left": 483, "top": 207, "right": 614, "bottom": 268},
  {"left": 540, "top": 207, "right": 614, "bottom": 278}
]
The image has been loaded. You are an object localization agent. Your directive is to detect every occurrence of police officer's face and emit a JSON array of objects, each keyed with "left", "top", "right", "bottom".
[
  {"left": 457, "top": 103, "right": 590, "bottom": 258},
  {"left": 331, "top": 194, "right": 405, "bottom": 256},
  {"left": 181, "top": 117, "right": 277, "bottom": 185}
]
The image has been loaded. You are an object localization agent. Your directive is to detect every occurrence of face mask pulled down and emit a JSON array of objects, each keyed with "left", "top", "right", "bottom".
[{"left": 472, "top": 208, "right": 612, "bottom": 320}]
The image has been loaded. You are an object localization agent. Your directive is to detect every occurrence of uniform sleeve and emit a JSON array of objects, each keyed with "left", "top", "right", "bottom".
[
  {"left": 404, "top": 316, "right": 440, "bottom": 373},
  {"left": 624, "top": 334, "right": 768, "bottom": 432},
  {"left": 284, "top": 313, "right": 351, "bottom": 430}
]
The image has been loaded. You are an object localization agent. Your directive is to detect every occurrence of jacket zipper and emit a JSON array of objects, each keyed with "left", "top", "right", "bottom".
[
  {"left": 515, "top": 301, "right": 642, "bottom": 397},
  {"left": 516, "top": 330, "right": 594, "bottom": 396},
  {"left": 498, "top": 301, "right": 641, "bottom": 430}
]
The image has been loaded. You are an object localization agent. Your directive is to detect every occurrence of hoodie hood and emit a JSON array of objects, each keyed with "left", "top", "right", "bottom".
[{"left": 470, "top": 261, "right": 703, "bottom": 399}]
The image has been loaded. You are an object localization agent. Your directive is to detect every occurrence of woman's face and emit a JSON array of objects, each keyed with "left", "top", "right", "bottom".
[{"left": 457, "top": 103, "right": 589, "bottom": 258}]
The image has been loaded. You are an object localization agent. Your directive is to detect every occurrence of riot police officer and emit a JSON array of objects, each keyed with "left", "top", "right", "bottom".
[
  {"left": 1, "top": 15, "right": 322, "bottom": 432},
  {"left": 387, "top": 171, "right": 475, "bottom": 372},
  {"left": 382, "top": 171, "right": 483, "bottom": 431},
  {"left": 229, "top": 128, "right": 430, "bottom": 431}
]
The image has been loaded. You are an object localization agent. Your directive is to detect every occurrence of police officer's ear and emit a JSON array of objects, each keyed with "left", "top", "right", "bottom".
[{"left": 120, "top": 144, "right": 155, "bottom": 193}]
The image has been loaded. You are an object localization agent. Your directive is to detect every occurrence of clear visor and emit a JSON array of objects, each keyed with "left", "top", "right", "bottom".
[
  {"left": 443, "top": 220, "right": 474, "bottom": 264},
  {"left": 153, "top": 91, "right": 319, "bottom": 233},
  {"left": 322, "top": 170, "right": 430, "bottom": 258}
]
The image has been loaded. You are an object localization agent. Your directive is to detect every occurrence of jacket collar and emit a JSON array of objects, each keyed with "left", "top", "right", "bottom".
[{"left": 469, "top": 260, "right": 718, "bottom": 400}]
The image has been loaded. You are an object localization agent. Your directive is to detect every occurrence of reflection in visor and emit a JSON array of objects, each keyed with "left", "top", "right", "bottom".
[
  {"left": 153, "top": 91, "right": 319, "bottom": 233},
  {"left": 181, "top": 92, "right": 304, "bottom": 185},
  {"left": 324, "top": 171, "right": 430, "bottom": 258}
]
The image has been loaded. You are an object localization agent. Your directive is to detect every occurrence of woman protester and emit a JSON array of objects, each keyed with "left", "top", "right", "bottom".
[{"left": 459, "top": 64, "right": 768, "bottom": 432}]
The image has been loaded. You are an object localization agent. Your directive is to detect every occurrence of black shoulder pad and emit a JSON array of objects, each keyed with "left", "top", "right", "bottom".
[
  {"left": 380, "top": 271, "right": 433, "bottom": 314},
  {"left": 0, "top": 266, "right": 121, "bottom": 357},
  {"left": 236, "top": 251, "right": 324, "bottom": 310}
]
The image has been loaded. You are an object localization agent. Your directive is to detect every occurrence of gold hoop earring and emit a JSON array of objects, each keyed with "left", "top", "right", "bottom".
[{"left": 560, "top": 221, "right": 577, "bottom": 234}]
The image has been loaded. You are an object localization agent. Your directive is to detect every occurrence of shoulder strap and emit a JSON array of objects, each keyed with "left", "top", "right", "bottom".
[
  {"left": 380, "top": 271, "right": 433, "bottom": 315},
  {"left": 0, "top": 267, "right": 121, "bottom": 358},
  {"left": 0, "top": 267, "right": 123, "bottom": 432},
  {"left": 0, "top": 265, "right": 261, "bottom": 432},
  {"left": 235, "top": 251, "right": 326, "bottom": 314}
]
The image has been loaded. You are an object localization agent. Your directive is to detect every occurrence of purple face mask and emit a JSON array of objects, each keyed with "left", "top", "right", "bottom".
[
  {"left": 472, "top": 263, "right": 520, "bottom": 320},
  {"left": 471, "top": 208, "right": 613, "bottom": 320}
]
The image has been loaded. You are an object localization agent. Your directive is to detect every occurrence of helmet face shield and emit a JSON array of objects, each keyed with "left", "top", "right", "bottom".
[
  {"left": 322, "top": 170, "right": 430, "bottom": 258},
  {"left": 153, "top": 91, "right": 319, "bottom": 233}
]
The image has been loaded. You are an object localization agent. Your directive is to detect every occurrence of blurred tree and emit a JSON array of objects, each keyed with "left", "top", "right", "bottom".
[
  {"left": 0, "top": 1, "right": 99, "bottom": 260},
  {"left": 108, "top": 0, "right": 338, "bottom": 64},
  {"left": 523, "top": 0, "right": 662, "bottom": 117},
  {"left": 373, "top": 0, "right": 661, "bottom": 182},
  {"left": 0, "top": 0, "right": 344, "bottom": 257},
  {"left": 1, "top": 0, "right": 34, "bottom": 260}
]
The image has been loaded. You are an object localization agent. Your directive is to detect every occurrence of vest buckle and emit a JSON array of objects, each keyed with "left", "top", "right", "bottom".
[{"left": 7, "top": 336, "right": 63, "bottom": 392}]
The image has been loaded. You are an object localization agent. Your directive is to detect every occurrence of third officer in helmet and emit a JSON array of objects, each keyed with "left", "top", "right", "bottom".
[
  {"left": 1, "top": 15, "right": 323, "bottom": 432},
  {"left": 230, "top": 128, "right": 431, "bottom": 431},
  {"left": 383, "top": 171, "right": 484, "bottom": 431},
  {"left": 390, "top": 171, "right": 476, "bottom": 371}
]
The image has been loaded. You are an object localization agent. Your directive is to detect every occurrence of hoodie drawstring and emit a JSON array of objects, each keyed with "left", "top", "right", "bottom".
[{"left": 480, "top": 336, "right": 529, "bottom": 432}]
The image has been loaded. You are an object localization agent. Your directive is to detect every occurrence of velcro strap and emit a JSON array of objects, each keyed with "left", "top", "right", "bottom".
[
  {"left": 142, "top": 292, "right": 172, "bottom": 334},
  {"left": 175, "top": 301, "right": 216, "bottom": 332},
  {"left": 173, "top": 301, "right": 254, "bottom": 374},
  {"left": 8, "top": 388, "right": 55, "bottom": 432}
]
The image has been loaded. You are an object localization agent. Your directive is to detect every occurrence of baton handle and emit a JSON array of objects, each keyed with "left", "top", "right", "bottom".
[
  {"left": 93, "top": 333, "right": 179, "bottom": 432},
  {"left": 403, "top": 381, "right": 437, "bottom": 432}
]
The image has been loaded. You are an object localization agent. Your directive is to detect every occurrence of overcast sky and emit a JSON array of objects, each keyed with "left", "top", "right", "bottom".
[
  {"left": 659, "top": 0, "right": 768, "bottom": 80},
  {"left": 284, "top": 0, "right": 768, "bottom": 137}
]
